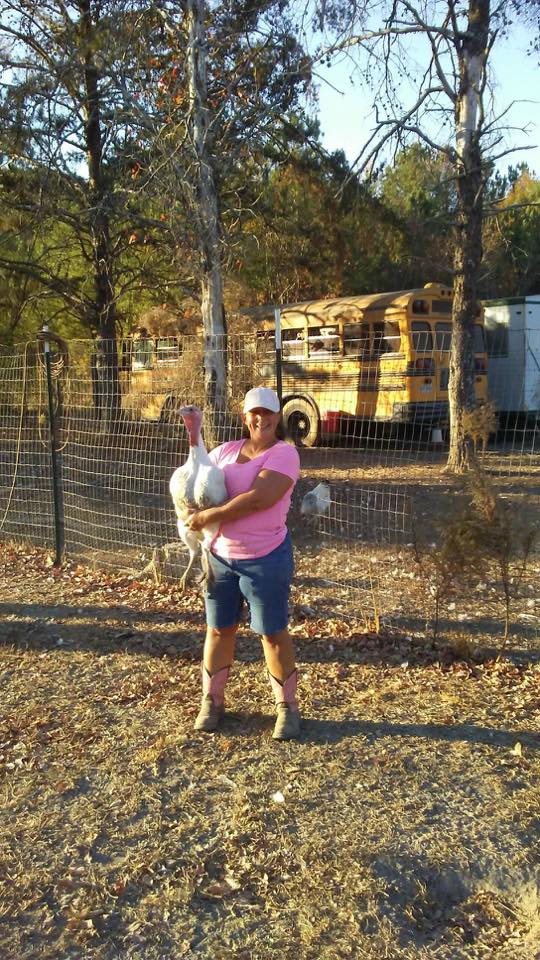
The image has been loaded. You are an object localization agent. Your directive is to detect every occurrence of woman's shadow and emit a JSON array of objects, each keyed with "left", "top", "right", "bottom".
[{"left": 209, "top": 711, "right": 540, "bottom": 751}]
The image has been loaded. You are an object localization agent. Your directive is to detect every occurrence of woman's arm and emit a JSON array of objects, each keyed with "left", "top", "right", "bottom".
[{"left": 185, "top": 469, "right": 293, "bottom": 532}]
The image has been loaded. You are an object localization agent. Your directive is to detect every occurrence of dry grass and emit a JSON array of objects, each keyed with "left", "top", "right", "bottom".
[{"left": 1, "top": 543, "right": 540, "bottom": 959}]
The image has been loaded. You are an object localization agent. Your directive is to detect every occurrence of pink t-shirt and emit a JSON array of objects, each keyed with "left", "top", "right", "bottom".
[{"left": 208, "top": 439, "right": 300, "bottom": 559}]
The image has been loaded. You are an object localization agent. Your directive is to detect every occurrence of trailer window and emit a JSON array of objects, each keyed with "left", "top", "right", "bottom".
[
  {"left": 474, "top": 324, "right": 485, "bottom": 354},
  {"left": 485, "top": 324, "right": 508, "bottom": 357}
]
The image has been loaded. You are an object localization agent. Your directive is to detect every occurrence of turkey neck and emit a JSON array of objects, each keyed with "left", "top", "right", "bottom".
[{"left": 186, "top": 424, "right": 206, "bottom": 453}]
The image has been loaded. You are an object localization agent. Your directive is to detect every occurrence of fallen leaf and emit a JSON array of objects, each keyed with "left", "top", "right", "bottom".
[{"left": 203, "top": 881, "right": 235, "bottom": 898}]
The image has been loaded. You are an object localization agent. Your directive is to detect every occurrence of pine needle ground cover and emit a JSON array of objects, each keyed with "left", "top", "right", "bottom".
[{"left": 1, "top": 543, "right": 539, "bottom": 960}]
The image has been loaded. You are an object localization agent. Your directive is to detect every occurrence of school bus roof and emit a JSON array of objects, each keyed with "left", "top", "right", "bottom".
[{"left": 241, "top": 284, "right": 452, "bottom": 327}]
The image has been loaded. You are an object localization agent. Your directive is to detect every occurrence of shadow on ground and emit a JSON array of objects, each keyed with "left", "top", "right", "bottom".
[
  {"left": 1, "top": 600, "right": 539, "bottom": 672},
  {"left": 298, "top": 717, "right": 540, "bottom": 750}
]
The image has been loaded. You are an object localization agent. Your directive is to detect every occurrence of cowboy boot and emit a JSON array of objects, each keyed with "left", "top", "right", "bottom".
[
  {"left": 194, "top": 665, "right": 230, "bottom": 732},
  {"left": 268, "top": 669, "right": 301, "bottom": 741}
]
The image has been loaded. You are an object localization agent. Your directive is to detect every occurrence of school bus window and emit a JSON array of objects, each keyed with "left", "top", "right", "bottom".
[
  {"left": 435, "top": 322, "right": 452, "bottom": 351},
  {"left": 308, "top": 337, "right": 324, "bottom": 356},
  {"left": 412, "top": 299, "right": 429, "bottom": 315},
  {"left": 121, "top": 340, "right": 132, "bottom": 371},
  {"left": 132, "top": 336, "right": 153, "bottom": 369},
  {"left": 343, "top": 322, "right": 370, "bottom": 357},
  {"left": 308, "top": 325, "right": 340, "bottom": 357},
  {"left": 323, "top": 337, "right": 340, "bottom": 355},
  {"left": 155, "top": 338, "right": 180, "bottom": 363},
  {"left": 282, "top": 328, "right": 305, "bottom": 358},
  {"left": 432, "top": 299, "right": 452, "bottom": 315},
  {"left": 306, "top": 327, "right": 321, "bottom": 356},
  {"left": 320, "top": 325, "right": 339, "bottom": 350},
  {"left": 384, "top": 321, "right": 401, "bottom": 353},
  {"left": 256, "top": 331, "right": 275, "bottom": 354},
  {"left": 435, "top": 323, "right": 485, "bottom": 354},
  {"left": 411, "top": 321, "right": 433, "bottom": 352},
  {"left": 372, "top": 322, "right": 388, "bottom": 357}
]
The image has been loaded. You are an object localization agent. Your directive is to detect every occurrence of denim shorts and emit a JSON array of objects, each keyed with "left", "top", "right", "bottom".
[{"left": 205, "top": 533, "right": 294, "bottom": 636}]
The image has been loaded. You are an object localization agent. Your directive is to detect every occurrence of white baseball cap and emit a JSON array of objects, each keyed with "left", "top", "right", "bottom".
[{"left": 243, "top": 386, "right": 281, "bottom": 413}]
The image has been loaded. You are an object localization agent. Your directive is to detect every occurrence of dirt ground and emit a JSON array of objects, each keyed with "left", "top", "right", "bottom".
[{"left": 1, "top": 542, "right": 540, "bottom": 960}]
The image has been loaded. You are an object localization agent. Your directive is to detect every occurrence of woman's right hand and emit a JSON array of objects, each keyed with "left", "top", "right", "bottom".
[{"left": 185, "top": 508, "right": 216, "bottom": 532}]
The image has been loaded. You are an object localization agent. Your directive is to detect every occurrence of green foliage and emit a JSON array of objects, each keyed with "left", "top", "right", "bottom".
[
  {"left": 0, "top": 0, "right": 314, "bottom": 342},
  {"left": 0, "top": 0, "right": 537, "bottom": 346},
  {"left": 483, "top": 168, "right": 540, "bottom": 297},
  {"left": 231, "top": 146, "right": 402, "bottom": 305},
  {"left": 377, "top": 144, "right": 455, "bottom": 289},
  {"left": 235, "top": 155, "right": 351, "bottom": 303}
]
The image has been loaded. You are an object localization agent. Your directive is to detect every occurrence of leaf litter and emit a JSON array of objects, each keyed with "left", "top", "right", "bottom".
[{"left": 0, "top": 541, "right": 540, "bottom": 959}]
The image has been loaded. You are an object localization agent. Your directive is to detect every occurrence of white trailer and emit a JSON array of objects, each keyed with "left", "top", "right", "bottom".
[{"left": 483, "top": 297, "right": 540, "bottom": 419}]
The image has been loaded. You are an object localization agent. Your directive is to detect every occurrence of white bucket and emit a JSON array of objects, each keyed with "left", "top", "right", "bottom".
[{"left": 431, "top": 428, "right": 444, "bottom": 444}]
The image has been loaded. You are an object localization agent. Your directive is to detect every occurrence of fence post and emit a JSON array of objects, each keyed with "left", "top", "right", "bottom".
[
  {"left": 273, "top": 307, "right": 283, "bottom": 405},
  {"left": 41, "top": 325, "right": 64, "bottom": 567}
]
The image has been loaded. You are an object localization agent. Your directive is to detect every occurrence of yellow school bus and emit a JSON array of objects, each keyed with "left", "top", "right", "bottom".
[
  {"left": 250, "top": 283, "right": 488, "bottom": 445},
  {"left": 118, "top": 332, "right": 256, "bottom": 421},
  {"left": 118, "top": 333, "right": 191, "bottom": 420}
]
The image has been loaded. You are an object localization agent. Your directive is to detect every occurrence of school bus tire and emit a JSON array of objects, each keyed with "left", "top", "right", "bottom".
[{"left": 283, "top": 397, "right": 321, "bottom": 448}]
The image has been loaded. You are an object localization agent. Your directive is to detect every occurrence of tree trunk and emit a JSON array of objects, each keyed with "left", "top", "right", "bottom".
[
  {"left": 186, "top": 0, "right": 228, "bottom": 433},
  {"left": 80, "top": 0, "right": 120, "bottom": 429},
  {"left": 447, "top": 0, "right": 490, "bottom": 472}
]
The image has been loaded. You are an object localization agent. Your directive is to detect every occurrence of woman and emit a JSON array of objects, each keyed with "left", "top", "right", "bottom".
[{"left": 185, "top": 386, "right": 301, "bottom": 741}]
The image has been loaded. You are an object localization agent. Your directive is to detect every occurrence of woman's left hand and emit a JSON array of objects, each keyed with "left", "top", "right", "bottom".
[{"left": 185, "top": 509, "right": 212, "bottom": 532}]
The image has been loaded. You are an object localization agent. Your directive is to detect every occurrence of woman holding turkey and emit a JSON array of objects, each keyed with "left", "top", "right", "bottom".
[{"left": 185, "top": 386, "right": 301, "bottom": 741}]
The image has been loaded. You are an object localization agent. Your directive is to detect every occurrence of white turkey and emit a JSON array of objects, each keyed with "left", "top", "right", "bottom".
[
  {"left": 300, "top": 482, "right": 331, "bottom": 517},
  {"left": 169, "top": 405, "right": 228, "bottom": 592}
]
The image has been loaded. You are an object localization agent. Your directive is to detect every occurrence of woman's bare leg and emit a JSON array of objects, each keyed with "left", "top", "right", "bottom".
[
  {"left": 203, "top": 624, "right": 238, "bottom": 674},
  {"left": 261, "top": 627, "right": 296, "bottom": 680}
]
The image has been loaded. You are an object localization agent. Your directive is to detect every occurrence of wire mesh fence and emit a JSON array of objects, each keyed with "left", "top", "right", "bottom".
[
  {"left": 0, "top": 329, "right": 538, "bottom": 645},
  {"left": 0, "top": 343, "right": 55, "bottom": 549}
]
